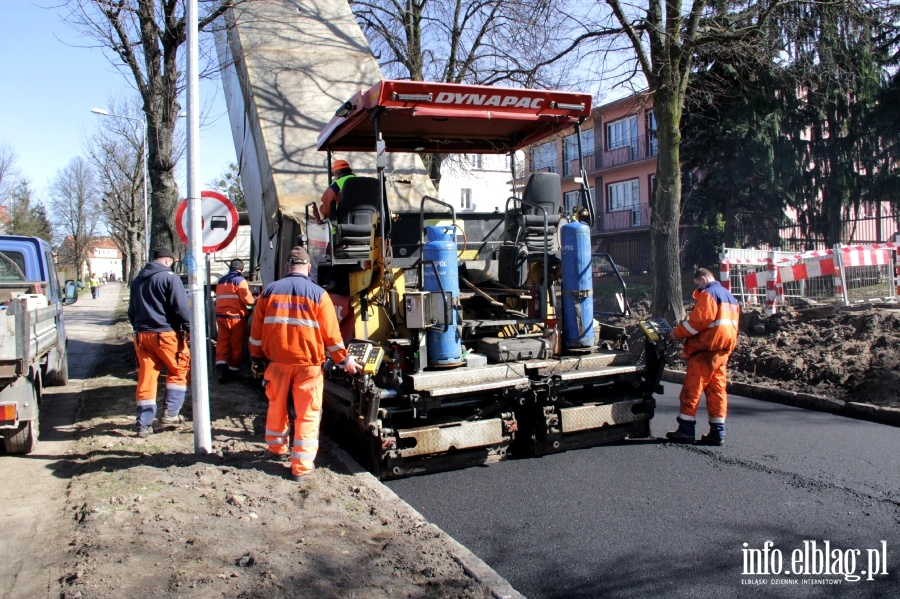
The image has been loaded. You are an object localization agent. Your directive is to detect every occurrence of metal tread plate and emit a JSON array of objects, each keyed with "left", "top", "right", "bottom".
[
  {"left": 559, "top": 399, "right": 646, "bottom": 433},
  {"left": 407, "top": 363, "right": 529, "bottom": 394},
  {"left": 523, "top": 351, "right": 636, "bottom": 375},
  {"left": 395, "top": 417, "right": 508, "bottom": 457}
]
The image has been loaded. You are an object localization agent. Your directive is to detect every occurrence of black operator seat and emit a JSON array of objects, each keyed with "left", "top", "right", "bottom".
[
  {"left": 519, "top": 171, "right": 562, "bottom": 253},
  {"left": 334, "top": 176, "right": 381, "bottom": 258}
]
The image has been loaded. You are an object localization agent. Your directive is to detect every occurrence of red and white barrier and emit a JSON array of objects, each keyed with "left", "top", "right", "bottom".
[{"left": 729, "top": 242, "right": 899, "bottom": 306}]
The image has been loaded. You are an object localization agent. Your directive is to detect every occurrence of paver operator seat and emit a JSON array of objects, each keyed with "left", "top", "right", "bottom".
[
  {"left": 334, "top": 176, "right": 381, "bottom": 259},
  {"left": 509, "top": 171, "right": 563, "bottom": 253}
]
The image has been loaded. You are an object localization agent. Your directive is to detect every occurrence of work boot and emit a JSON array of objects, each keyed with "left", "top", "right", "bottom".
[
  {"left": 159, "top": 411, "right": 184, "bottom": 425},
  {"left": 216, "top": 364, "right": 229, "bottom": 385},
  {"left": 137, "top": 426, "right": 153, "bottom": 439},
  {"left": 665, "top": 417, "right": 695, "bottom": 444},
  {"left": 700, "top": 421, "right": 726, "bottom": 446}
]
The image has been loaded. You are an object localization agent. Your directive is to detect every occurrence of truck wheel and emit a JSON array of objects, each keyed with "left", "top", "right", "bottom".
[
  {"left": 2, "top": 379, "right": 39, "bottom": 454},
  {"left": 2, "top": 413, "right": 38, "bottom": 455}
]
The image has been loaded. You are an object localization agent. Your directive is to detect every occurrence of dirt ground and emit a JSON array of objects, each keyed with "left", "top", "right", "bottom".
[
  {"left": 623, "top": 294, "right": 900, "bottom": 409},
  {"left": 57, "top": 317, "right": 489, "bottom": 599}
]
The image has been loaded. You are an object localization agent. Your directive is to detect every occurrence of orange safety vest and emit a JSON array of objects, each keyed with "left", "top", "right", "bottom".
[
  {"left": 215, "top": 270, "right": 254, "bottom": 318},
  {"left": 248, "top": 273, "right": 348, "bottom": 366},
  {"left": 673, "top": 281, "right": 740, "bottom": 358}
]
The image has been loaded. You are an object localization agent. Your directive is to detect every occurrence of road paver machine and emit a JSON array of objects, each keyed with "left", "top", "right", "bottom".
[{"left": 308, "top": 80, "right": 667, "bottom": 478}]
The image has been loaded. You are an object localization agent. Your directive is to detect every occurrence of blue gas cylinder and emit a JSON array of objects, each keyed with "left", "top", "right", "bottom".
[
  {"left": 422, "top": 225, "right": 462, "bottom": 365},
  {"left": 560, "top": 220, "right": 594, "bottom": 349}
]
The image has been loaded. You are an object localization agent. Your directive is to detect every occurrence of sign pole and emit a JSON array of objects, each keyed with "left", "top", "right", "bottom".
[{"left": 186, "top": 0, "right": 212, "bottom": 454}]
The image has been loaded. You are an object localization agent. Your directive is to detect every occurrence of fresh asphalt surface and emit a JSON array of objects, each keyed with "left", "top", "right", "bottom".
[{"left": 386, "top": 385, "right": 900, "bottom": 598}]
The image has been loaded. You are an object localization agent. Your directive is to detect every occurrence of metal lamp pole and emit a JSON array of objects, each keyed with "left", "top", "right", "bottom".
[{"left": 90, "top": 108, "right": 150, "bottom": 262}]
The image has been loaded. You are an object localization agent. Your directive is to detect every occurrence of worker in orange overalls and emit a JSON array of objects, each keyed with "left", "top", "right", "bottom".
[
  {"left": 249, "top": 246, "right": 361, "bottom": 480},
  {"left": 214, "top": 259, "right": 254, "bottom": 384},
  {"left": 127, "top": 248, "right": 192, "bottom": 438},
  {"left": 666, "top": 267, "right": 740, "bottom": 446}
]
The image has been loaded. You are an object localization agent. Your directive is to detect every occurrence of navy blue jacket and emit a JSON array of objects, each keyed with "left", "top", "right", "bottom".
[{"left": 128, "top": 261, "right": 192, "bottom": 333}]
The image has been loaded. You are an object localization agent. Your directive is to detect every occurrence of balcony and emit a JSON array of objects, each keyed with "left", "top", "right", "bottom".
[
  {"left": 597, "top": 134, "right": 658, "bottom": 171},
  {"left": 596, "top": 204, "right": 651, "bottom": 232},
  {"left": 562, "top": 153, "right": 596, "bottom": 177}
]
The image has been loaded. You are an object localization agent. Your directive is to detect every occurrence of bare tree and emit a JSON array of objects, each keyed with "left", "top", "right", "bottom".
[
  {"left": 48, "top": 157, "right": 103, "bottom": 280},
  {"left": 351, "top": 0, "right": 584, "bottom": 182},
  {"left": 206, "top": 162, "right": 245, "bottom": 211},
  {"left": 88, "top": 99, "right": 147, "bottom": 283},
  {"left": 60, "top": 0, "right": 244, "bottom": 251},
  {"left": 0, "top": 143, "right": 20, "bottom": 215}
]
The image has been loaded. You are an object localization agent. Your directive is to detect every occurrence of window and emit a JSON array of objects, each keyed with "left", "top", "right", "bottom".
[
  {"left": 563, "top": 190, "right": 580, "bottom": 214},
  {"left": 606, "top": 116, "right": 637, "bottom": 150},
  {"left": 564, "top": 187, "right": 596, "bottom": 214},
  {"left": 563, "top": 130, "right": 595, "bottom": 176},
  {"left": 532, "top": 141, "right": 557, "bottom": 173},
  {"left": 467, "top": 154, "right": 484, "bottom": 170},
  {"left": 647, "top": 110, "right": 658, "bottom": 156},
  {"left": 0, "top": 251, "right": 27, "bottom": 281},
  {"left": 460, "top": 188, "right": 473, "bottom": 210},
  {"left": 607, "top": 179, "right": 640, "bottom": 212}
]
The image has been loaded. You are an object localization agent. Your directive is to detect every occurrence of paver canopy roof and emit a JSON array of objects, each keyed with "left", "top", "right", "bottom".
[{"left": 318, "top": 80, "right": 592, "bottom": 154}]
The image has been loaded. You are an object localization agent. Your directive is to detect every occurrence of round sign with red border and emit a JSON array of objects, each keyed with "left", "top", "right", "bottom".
[{"left": 175, "top": 191, "right": 239, "bottom": 253}]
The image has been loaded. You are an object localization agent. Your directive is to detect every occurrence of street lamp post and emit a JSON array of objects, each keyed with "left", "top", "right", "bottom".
[{"left": 91, "top": 108, "right": 150, "bottom": 262}]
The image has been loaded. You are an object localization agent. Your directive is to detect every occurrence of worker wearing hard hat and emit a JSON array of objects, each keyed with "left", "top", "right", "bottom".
[
  {"left": 248, "top": 246, "right": 362, "bottom": 481},
  {"left": 318, "top": 159, "right": 355, "bottom": 220},
  {"left": 665, "top": 268, "right": 740, "bottom": 446},
  {"left": 214, "top": 259, "right": 255, "bottom": 384}
]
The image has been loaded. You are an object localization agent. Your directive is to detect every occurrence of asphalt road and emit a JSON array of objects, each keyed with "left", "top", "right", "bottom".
[{"left": 387, "top": 385, "right": 900, "bottom": 598}]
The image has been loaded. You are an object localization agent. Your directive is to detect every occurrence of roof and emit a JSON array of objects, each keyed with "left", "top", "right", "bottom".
[{"left": 317, "top": 80, "right": 592, "bottom": 154}]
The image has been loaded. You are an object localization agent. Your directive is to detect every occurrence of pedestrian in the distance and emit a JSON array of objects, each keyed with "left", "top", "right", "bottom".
[
  {"left": 89, "top": 273, "right": 101, "bottom": 299},
  {"left": 214, "top": 259, "right": 255, "bottom": 384},
  {"left": 665, "top": 268, "right": 740, "bottom": 446},
  {"left": 127, "top": 248, "right": 192, "bottom": 438},
  {"left": 249, "top": 246, "right": 361, "bottom": 480}
]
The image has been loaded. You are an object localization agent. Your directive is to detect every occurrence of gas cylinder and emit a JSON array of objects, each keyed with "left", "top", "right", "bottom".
[
  {"left": 560, "top": 220, "right": 594, "bottom": 350},
  {"left": 422, "top": 225, "right": 462, "bottom": 366}
]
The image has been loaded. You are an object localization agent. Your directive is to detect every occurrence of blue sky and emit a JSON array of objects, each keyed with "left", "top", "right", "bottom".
[{"left": 0, "top": 1, "right": 236, "bottom": 198}]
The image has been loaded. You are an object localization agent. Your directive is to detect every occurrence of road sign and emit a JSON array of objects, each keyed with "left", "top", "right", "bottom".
[{"left": 175, "top": 191, "right": 239, "bottom": 253}]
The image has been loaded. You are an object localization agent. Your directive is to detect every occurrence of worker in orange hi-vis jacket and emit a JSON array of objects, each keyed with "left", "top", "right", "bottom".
[
  {"left": 248, "top": 246, "right": 362, "bottom": 481},
  {"left": 665, "top": 267, "right": 740, "bottom": 447},
  {"left": 214, "top": 259, "right": 255, "bottom": 384},
  {"left": 127, "top": 247, "right": 192, "bottom": 438}
]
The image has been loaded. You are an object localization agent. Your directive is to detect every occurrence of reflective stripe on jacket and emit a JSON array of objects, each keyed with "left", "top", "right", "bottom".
[
  {"left": 248, "top": 273, "right": 348, "bottom": 366},
  {"left": 215, "top": 270, "right": 254, "bottom": 318},
  {"left": 673, "top": 280, "right": 739, "bottom": 358}
]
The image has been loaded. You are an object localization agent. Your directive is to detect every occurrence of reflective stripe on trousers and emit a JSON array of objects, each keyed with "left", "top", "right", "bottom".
[
  {"left": 263, "top": 363, "right": 324, "bottom": 476},
  {"left": 133, "top": 331, "right": 191, "bottom": 427}
]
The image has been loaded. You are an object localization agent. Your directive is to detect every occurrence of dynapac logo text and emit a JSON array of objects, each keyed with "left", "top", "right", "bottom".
[{"left": 434, "top": 91, "right": 544, "bottom": 109}]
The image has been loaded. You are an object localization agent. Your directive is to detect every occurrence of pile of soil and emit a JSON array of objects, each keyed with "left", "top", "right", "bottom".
[
  {"left": 621, "top": 294, "right": 900, "bottom": 409},
  {"left": 57, "top": 318, "right": 488, "bottom": 599}
]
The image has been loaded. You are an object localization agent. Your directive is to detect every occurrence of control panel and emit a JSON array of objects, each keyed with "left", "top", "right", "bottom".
[
  {"left": 346, "top": 341, "right": 386, "bottom": 375},
  {"left": 639, "top": 317, "right": 674, "bottom": 342}
]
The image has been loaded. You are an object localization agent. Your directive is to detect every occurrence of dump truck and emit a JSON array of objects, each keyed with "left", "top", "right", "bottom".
[{"left": 0, "top": 235, "right": 78, "bottom": 453}]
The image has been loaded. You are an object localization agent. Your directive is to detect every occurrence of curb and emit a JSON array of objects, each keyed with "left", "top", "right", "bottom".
[
  {"left": 662, "top": 369, "right": 900, "bottom": 427},
  {"left": 327, "top": 442, "right": 524, "bottom": 599}
]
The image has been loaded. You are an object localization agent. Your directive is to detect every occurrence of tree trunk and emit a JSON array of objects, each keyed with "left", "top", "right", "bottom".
[
  {"left": 650, "top": 86, "right": 686, "bottom": 321},
  {"left": 147, "top": 110, "right": 180, "bottom": 253}
]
